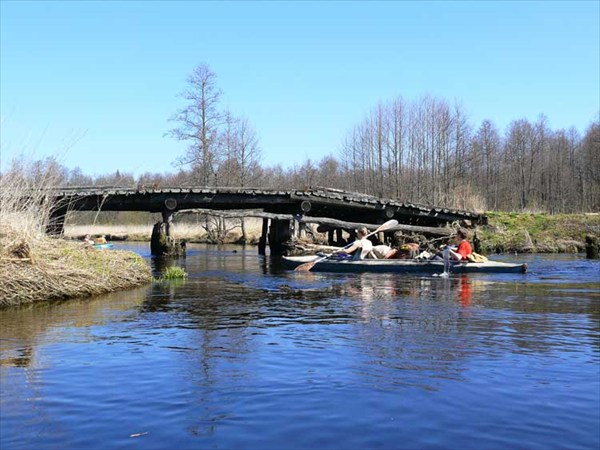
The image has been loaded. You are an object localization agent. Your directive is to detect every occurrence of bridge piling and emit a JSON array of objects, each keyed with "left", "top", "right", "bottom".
[
  {"left": 267, "top": 219, "right": 291, "bottom": 255},
  {"left": 150, "top": 202, "right": 184, "bottom": 257},
  {"left": 162, "top": 210, "right": 173, "bottom": 238},
  {"left": 258, "top": 219, "right": 269, "bottom": 255},
  {"left": 46, "top": 208, "right": 66, "bottom": 236}
]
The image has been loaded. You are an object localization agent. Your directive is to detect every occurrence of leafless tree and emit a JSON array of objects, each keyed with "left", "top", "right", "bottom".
[{"left": 167, "top": 63, "right": 224, "bottom": 186}]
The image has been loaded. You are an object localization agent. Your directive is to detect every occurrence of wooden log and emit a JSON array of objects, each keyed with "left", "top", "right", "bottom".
[
  {"left": 306, "top": 217, "right": 451, "bottom": 236},
  {"left": 178, "top": 209, "right": 452, "bottom": 237},
  {"left": 150, "top": 221, "right": 185, "bottom": 257}
]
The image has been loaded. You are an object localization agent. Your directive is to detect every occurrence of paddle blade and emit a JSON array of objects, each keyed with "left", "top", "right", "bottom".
[
  {"left": 375, "top": 219, "right": 398, "bottom": 233},
  {"left": 294, "top": 261, "right": 317, "bottom": 272}
]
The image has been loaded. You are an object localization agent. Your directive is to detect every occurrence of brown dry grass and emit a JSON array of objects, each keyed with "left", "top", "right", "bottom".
[
  {"left": 0, "top": 158, "right": 152, "bottom": 307},
  {"left": 0, "top": 223, "right": 152, "bottom": 307},
  {"left": 65, "top": 218, "right": 266, "bottom": 243}
]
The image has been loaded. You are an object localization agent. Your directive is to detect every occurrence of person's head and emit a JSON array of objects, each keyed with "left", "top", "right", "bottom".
[
  {"left": 357, "top": 226, "right": 368, "bottom": 238},
  {"left": 84, "top": 234, "right": 90, "bottom": 239},
  {"left": 456, "top": 228, "right": 468, "bottom": 241}
]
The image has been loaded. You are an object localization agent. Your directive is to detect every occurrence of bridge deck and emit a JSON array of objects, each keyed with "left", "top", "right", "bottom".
[{"left": 50, "top": 187, "right": 486, "bottom": 227}]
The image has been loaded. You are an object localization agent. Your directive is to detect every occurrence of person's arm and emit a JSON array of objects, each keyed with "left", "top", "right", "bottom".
[
  {"left": 339, "top": 241, "right": 361, "bottom": 254},
  {"left": 448, "top": 248, "right": 463, "bottom": 260},
  {"left": 451, "top": 241, "right": 472, "bottom": 260}
]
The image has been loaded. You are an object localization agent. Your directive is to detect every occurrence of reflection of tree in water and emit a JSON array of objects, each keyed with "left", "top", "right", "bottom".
[
  {"left": 0, "top": 287, "right": 150, "bottom": 369},
  {"left": 0, "top": 287, "right": 151, "bottom": 443},
  {"left": 142, "top": 279, "right": 257, "bottom": 438}
]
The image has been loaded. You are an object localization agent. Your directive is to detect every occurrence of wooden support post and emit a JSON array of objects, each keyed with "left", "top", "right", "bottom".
[
  {"left": 162, "top": 210, "right": 173, "bottom": 238},
  {"left": 268, "top": 219, "right": 291, "bottom": 255},
  {"left": 151, "top": 207, "right": 183, "bottom": 257},
  {"left": 348, "top": 229, "right": 357, "bottom": 243},
  {"left": 258, "top": 218, "right": 269, "bottom": 255},
  {"left": 299, "top": 222, "right": 306, "bottom": 238},
  {"left": 150, "top": 222, "right": 166, "bottom": 256},
  {"left": 291, "top": 219, "right": 298, "bottom": 239},
  {"left": 46, "top": 207, "right": 66, "bottom": 236},
  {"left": 328, "top": 230, "right": 335, "bottom": 246},
  {"left": 336, "top": 228, "right": 344, "bottom": 245}
]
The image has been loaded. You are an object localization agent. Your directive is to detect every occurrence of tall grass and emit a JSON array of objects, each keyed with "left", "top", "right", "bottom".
[
  {"left": 0, "top": 156, "right": 64, "bottom": 241},
  {"left": 0, "top": 157, "right": 152, "bottom": 307}
]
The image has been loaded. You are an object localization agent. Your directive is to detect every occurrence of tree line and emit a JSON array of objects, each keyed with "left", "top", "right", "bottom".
[
  {"left": 336, "top": 96, "right": 599, "bottom": 213},
  {"left": 4, "top": 63, "right": 598, "bottom": 214}
]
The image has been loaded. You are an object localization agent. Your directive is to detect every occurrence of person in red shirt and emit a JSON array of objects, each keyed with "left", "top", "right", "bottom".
[{"left": 448, "top": 228, "right": 472, "bottom": 261}]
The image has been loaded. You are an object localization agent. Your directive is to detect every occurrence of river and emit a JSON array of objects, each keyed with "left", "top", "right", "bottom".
[{"left": 1, "top": 244, "right": 599, "bottom": 450}]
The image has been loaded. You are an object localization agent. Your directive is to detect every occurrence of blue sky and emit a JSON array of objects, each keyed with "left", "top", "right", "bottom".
[{"left": 1, "top": 1, "right": 599, "bottom": 178}]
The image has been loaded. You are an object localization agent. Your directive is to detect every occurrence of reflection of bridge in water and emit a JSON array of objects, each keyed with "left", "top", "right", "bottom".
[{"left": 46, "top": 186, "right": 486, "bottom": 254}]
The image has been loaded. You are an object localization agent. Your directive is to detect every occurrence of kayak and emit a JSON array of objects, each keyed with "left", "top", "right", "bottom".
[
  {"left": 283, "top": 255, "right": 527, "bottom": 274},
  {"left": 94, "top": 243, "right": 114, "bottom": 249}
]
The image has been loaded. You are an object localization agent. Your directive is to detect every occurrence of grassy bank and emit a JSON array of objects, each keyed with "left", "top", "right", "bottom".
[
  {"left": 0, "top": 228, "right": 152, "bottom": 307},
  {"left": 0, "top": 159, "right": 152, "bottom": 308},
  {"left": 476, "top": 212, "right": 600, "bottom": 254}
]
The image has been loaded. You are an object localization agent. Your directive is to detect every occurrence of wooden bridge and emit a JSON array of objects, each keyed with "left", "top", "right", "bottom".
[{"left": 46, "top": 186, "right": 487, "bottom": 255}]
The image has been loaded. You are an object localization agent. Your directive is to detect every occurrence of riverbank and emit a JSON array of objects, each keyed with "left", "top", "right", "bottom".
[
  {"left": 66, "top": 213, "right": 600, "bottom": 254},
  {"left": 0, "top": 225, "right": 152, "bottom": 308},
  {"left": 476, "top": 212, "right": 600, "bottom": 254},
  {"left": 66, "top": 218, "right": 265, "bottom": 244}
]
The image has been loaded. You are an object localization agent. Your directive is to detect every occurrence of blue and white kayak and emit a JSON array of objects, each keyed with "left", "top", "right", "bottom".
[
  {"left": 94, "top": 243, "right": 114, "bottom": 249},
  {"left": 283, "top": 255, "right": 527, "bottom": 274}
]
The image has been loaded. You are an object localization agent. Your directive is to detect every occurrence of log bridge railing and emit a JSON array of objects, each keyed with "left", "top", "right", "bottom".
[{"left": 44, "top": 186, "right": 486, "bottom": 255}]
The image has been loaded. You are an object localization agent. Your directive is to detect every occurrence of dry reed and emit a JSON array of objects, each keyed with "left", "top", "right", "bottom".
[
  {"left": 0, "top": 157, "right": 152, "bottom": 307},
  {"left": 65, "top": 219, "right": 266, "bottom": 243}
]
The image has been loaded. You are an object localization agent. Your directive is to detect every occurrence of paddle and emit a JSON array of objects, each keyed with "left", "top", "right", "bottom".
[
  {"left": 442, "top": 245, "right": 451, "bottom": 277},
  {"left": 294, "top": 219, "right": 399, "bottom": 272}
]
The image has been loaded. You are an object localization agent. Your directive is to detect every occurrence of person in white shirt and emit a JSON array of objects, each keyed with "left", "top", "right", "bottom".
[{"left": 338, "top": 226, "right": 374, "bottom": 260}]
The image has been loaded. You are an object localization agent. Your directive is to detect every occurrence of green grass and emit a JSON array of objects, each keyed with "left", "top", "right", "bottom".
[
  {"left": 477, "top": 212, "right": 600, "bottom": 254},
  {"left": 154, "top": 266, "right": 187, "bottom": 281}
]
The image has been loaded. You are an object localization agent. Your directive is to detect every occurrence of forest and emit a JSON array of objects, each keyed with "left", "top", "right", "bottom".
[{"left": 4, "top": 64, "right": 599, "bottom": 215}]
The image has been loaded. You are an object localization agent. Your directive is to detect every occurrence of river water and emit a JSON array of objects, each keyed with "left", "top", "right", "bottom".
[{"left": 1, "top": 244, "right": 599, "bottom": 450}]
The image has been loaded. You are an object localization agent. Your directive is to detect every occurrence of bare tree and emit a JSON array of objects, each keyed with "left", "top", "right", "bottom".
[
  {"left": 579, "top": 121, "right": 600, "bottom": 211},
  {"left": 234, "top": 116, "right": 262, "bottom": 187},
  {"left": 471, "top": 120, "right": 501, "bottom": 210},
  {"left": 167, "top": 63, "right": 224, "bottom": 186}
]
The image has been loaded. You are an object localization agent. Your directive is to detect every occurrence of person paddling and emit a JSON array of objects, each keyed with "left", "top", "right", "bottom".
[
  {"left": 432, "top": 228, "right": 473, "bottom": 261},
  {"left": 447, "top": 228, "right": 473, "bottom": 261},
  {"left": 338, "top": 226, "right": 374, "bottom": 260}
]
